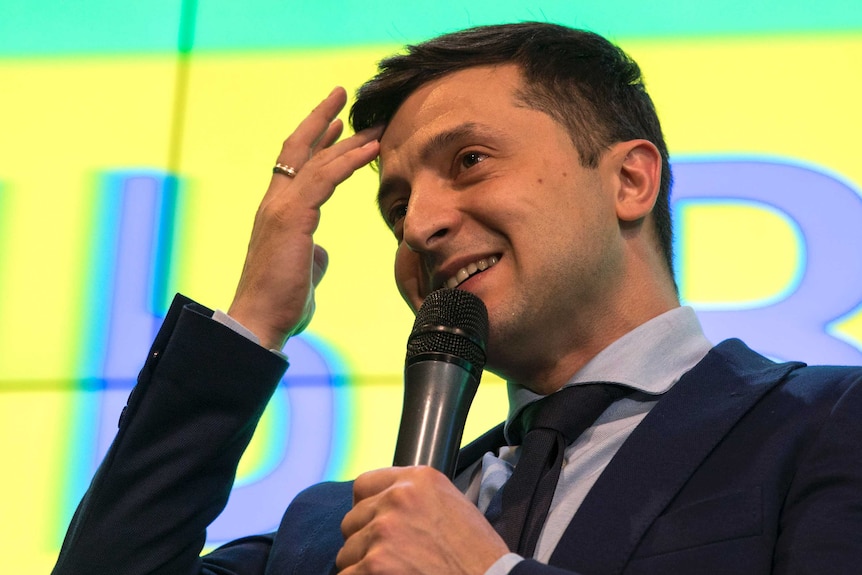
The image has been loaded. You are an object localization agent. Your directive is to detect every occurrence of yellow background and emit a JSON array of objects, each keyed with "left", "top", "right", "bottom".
[{"left": 1, "top": 34, "right": 861, "bottom": 570}]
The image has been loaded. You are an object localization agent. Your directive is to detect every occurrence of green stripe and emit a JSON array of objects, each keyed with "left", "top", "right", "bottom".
[{"left": 1, "top": 0, "right": 860, "bottom": 56}]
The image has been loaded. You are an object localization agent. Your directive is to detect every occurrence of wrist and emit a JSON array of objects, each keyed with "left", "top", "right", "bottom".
[{"left": 225, "top": 303, "right": 291, "bottom": 351}]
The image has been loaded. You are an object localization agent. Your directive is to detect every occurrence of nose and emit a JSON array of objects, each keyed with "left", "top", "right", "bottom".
[{"left": 402, "top": 182, "right": 460, "bottom": 253}]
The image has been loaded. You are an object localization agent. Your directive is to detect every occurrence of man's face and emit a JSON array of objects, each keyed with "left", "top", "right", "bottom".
[{"left": 377, "top": 65, "right": 627, "bottom": 381}]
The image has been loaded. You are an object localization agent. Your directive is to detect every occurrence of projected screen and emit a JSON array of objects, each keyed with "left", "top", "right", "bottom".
[{"left": 2, "top": 1, "right": 861, "bottom": 570}]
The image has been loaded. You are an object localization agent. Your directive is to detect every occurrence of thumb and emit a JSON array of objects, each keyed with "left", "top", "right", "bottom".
[{"left": 311, "top": 244, "right": 329, "bottom": 287}]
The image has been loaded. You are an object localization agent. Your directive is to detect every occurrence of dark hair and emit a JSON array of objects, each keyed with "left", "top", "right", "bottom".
[{"left": 350, "top": 22, "right": 675, "bottom": 281}]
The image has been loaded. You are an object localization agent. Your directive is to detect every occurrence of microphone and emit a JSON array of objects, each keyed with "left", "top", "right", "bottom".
[{"left": 392, "top": 288, "right": 489, "bottom": 479}]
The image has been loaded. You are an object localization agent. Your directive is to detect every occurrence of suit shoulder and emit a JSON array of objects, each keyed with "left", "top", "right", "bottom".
[
  {"left": 712, "top": 338, "right": 862, "bottom": 394},
  {"left": 780, "top": 362, "right": 862, "bottom": 404}
]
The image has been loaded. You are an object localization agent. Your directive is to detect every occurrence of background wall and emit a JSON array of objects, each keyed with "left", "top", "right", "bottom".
[{"left": 1, "top": 0, "right": 861, "bottom": 570}]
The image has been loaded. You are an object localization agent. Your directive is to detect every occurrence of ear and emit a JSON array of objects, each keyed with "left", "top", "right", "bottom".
[{"left": 608, "top": 140, "right": 662, "bottom": 223}]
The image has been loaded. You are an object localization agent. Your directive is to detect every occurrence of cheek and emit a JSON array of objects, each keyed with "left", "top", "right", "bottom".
[{"left": 394, "top": 246, "right": 423, "bottom": 312}]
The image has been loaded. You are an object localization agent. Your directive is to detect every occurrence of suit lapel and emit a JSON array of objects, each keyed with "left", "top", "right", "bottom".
[{"left": 548, "top": 339, "right": 803, "bottom": 574}]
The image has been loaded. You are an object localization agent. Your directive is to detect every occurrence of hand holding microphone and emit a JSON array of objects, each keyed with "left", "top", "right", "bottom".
[{"left": 337, "top": 289, "right": 502, "bottom": 572}]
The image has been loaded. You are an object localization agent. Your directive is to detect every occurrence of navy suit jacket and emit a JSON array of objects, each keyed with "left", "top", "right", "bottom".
[{"left": 52, "top": 296, "right": 862, "bottom": 574}]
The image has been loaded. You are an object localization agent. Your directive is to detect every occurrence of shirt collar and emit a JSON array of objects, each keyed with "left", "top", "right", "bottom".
[{"left": 505, "top": 306, "right": 713, "bottom": 432}]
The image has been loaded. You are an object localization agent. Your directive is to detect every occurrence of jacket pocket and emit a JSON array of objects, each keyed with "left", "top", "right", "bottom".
[{"left": 634, "top": 486, "right": 763, "bottom": 557}]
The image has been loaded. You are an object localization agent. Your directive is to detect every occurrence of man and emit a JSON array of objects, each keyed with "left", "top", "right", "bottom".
[{"left": 52, "top": 23, "right": 862, "bottom": 575}]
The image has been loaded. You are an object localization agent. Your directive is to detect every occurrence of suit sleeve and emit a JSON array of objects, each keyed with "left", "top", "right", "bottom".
[
  {"left": 51, "top": 294, "right": 288, "bottom": 575},
  {"left": 773, "top": 369, "right": 862, "bottom": 574}
]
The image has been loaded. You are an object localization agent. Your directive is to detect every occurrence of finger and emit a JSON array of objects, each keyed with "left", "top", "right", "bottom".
[
  {"left": 351, "top": 466, "right": 405, "bottom": 504},
  {"left": 335, "top": 529, "right": 368, "bottom": 573},
  {"left": 311, "top": 137, "right": 381, "bottom": 191},
  {"left": 275, "top": 87, "right": 348, "bottom": 171},
  {"left": 311, "top": 244, "right": 329, "bottom": 287},
  {"left": 289, "top": 87, "right": 348, "bottom": 151},
  {"left": 280, "top": 136, "right": 380, "bottom": 210},
  {"left": 263, "top": 125, "right": 380, "bottom": 208},
  {"left": 305, "top": 124, "right": 383, "bottom": 180},
  {"left": 311, "top": 118, "right": 344, "bottom": 155},
  {"left": 340, "top": 494, "right": 377, "bottom": 540},
  {"left": 323, "top": 123, "right": 383, "bottom": 157}
]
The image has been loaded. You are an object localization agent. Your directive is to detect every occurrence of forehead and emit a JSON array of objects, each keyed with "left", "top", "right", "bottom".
[{"left": 378, "top": 64, "right": 526, "bottom": 163}]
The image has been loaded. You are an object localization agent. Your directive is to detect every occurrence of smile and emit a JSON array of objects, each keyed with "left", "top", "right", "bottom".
[{"left": 443, "top": 256, "right": 499, "bottom": 289}]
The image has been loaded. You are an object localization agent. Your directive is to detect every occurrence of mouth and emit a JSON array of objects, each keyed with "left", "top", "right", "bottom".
[{"left": 440, "top": 255, "right": 499, "bottom": 289}]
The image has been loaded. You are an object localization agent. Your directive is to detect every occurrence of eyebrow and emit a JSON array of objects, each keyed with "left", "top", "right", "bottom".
[{"left": 376, "top": 122, "right": 508, "bottom": 221}]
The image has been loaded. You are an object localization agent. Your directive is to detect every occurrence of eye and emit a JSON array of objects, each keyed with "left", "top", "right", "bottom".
[
  {"left": 386, "top": 203, "right": 408, "bottom": 228},
  {"left": 459, "top": 151, "right": 488, "bottom": 170}
]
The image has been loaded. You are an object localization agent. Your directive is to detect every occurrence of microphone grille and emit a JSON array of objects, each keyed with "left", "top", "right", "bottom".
[{"left": 407, "top": 288, "right": 489, "bottom": 368}]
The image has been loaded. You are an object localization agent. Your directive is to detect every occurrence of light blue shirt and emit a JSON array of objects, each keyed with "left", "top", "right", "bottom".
[{"left": 453, "top": 306, "right": 714, "bottom": 574}]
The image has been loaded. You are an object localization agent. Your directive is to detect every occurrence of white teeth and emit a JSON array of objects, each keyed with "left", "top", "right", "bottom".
[{"left": 443, "top": 256, "right": 499, "bottom": 289}]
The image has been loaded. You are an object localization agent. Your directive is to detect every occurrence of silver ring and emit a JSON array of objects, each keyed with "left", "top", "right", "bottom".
[{"left": 273, "top": 163, "right": 298, "bottom": 177}]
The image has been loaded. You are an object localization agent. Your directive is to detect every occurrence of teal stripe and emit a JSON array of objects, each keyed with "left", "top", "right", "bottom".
[
  {"left": 0, "top": 0, "right": 181, "bottom": 56},
  {"left": 2, "top": 0, "right": 860, "bottom": 57}
]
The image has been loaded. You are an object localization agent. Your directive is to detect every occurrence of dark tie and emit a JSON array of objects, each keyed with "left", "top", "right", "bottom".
[{"left": 488, "top": 383, "right": 629, "bottom": 557}]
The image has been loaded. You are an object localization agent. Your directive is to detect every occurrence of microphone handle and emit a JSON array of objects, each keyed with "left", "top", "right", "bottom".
[{"left": 392, "top": 358, "right": 480, "bottom": 479}]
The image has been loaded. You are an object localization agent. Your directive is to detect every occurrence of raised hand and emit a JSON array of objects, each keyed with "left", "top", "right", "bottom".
[{"left": 228, "top": 87, "right": 382, "bottom": 349}]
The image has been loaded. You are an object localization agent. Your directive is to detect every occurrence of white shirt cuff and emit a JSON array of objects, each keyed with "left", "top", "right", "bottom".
[
  {"left": 212, "top": 309, "right": 288, "bottom": 360},
  {"left": 484, "top": 553, "right": 524, "bottom": 575}
]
